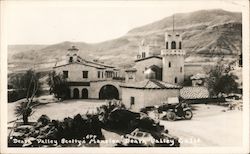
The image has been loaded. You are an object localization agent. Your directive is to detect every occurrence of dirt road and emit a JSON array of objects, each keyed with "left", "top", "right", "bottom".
[{"left": 160, "top": 104, "right": 242, "bottom": 146}]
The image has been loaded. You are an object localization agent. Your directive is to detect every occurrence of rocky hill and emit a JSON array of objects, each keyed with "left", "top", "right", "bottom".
[{"left": 8, "top": 9, "right": 242, "bottom": 71}]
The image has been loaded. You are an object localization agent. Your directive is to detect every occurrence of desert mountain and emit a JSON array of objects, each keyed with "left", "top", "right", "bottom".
[{"left": 8, "top": 9, "right": 242, "bottom": 72}]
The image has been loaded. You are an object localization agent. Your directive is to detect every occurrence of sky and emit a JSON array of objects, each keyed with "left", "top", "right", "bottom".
[{"left": 3, "top": 0, "right": 246, "bottom": 45}]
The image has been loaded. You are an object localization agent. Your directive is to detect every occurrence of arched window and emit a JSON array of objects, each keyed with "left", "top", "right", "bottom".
[
  {"left": 69, "top": 57, "right": 73, "bottom": 63},
  {"left": 175, "top": 77, "right": 178, "bottom": 83},
  {"left": 179, "top": 42, "right": 182, "bottom": 49},
  {"left": 169, "top": 62, "right": 171, "bottom": 68},
  {"left": 171, "top": 41, "right": 176, "bottom": 49},
  {"left": 180, "top": 67, "right": 182, "bottom": 73},
  {"left": 166, "top": 42, "right": 168, "bottom": 49}
]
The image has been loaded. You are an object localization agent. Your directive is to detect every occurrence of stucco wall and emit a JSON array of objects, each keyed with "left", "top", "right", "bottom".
[
  {"left": 135, "top": 58, "right": 162, "bottom": 81},
  {"left": 143, "top": 89, "right": 180, "bottom": 107},
  {"left": 162, "top": 55, "right": 184, "bottom": 84},
  {"left": 121, "top": 88, "right": 145, "bottom": 111},
  {"left": 121, "top": 87, "right": 180, "bottom": 112},
  {"left": 65, "top": 81, "right": 123, "bottom": 99},
  {"left": 90, "top": 81, "right": 122, "bottom": 99},
  {"left": 70, "top": 86, "right": 90, "bottom": 98},
  {"left": 165, "top": 32, "right": 182, "bottom": 49},
  {"left": 54, "top": 63, "right": 105, "bottom": 82}
]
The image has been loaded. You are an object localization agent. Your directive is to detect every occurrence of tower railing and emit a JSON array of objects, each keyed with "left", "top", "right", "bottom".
[{"left": 161, "top": 49, "right": 185, "bottom": 56}]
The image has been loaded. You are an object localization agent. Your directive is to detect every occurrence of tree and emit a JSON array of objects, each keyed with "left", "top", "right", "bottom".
[
  {"left": 13, "top": 69, "right": 41, "bottom": 124},
  {"left": 47, "top": 71, "right": 70, "bottom": 100},
  {"left": 205, "top": 61, "right": 238, "bottom": 97}
]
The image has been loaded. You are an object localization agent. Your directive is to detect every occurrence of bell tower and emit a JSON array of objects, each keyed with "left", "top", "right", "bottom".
[
  {"left": 66, "top": 46, "right": 79, "bottom": 63},
  {"left": 137, "top": 39, "right": 150, "bottom": 59},
  {"left": 161, "top": 15, "right": 185, "bottom": 84}
]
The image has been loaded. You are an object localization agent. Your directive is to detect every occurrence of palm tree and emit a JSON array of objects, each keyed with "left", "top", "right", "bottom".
[{"left": 14, "top": 70, "right": 40, "bottom": 124}]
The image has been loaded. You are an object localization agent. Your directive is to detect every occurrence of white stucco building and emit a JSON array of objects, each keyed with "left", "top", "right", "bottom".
[
  {"left": 53, "top": 46, "right": 122, "bottom": 99},
  {"left": 121, "top": 79, "right": 181, "bottom": 111},
  {"left": 122, "top": 30, "right": 186, "bottom": 111},
  {"left": 126, "top": 31, "right": 185, "bottom": 85}
]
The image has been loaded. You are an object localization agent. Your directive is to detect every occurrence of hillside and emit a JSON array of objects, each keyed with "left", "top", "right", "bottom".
[{"left": 8, "top": 9, "right": 242, "bottom": 72}]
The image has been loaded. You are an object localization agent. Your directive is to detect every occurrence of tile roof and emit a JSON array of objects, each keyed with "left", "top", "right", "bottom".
[
  {"left": 53, "top": 61, "right": 105, "bottom": 69},
  {"left": 53, "top": 56, "right": 116, "bottom": 69},
  {"left": 134, "top": 56, "right": 162, "bottom": 62},
  {"left": 120, "top": 79, "right": 182, "bottom": 89},
  {"left": 180, "top": 86, "right": 209, "bottom": 99}
]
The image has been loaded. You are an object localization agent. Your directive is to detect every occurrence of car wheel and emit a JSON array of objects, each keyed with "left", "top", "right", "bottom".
[
  {"left": 167, "top": 112, "right": 176, "bottom": 121},
  {"left": 184, "top": 110, "right": 193, "bottom": 120}
]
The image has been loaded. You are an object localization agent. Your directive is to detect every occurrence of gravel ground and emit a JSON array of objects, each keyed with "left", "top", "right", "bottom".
[
  {"left": 159, "top": 104, "right": 242, "bottom": 147},
  {"left": 8, "top": 98, "right": 106, "bottom": 123}
]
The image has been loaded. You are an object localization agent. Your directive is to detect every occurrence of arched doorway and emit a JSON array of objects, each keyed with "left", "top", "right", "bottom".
[
  {"left": 82, "top": 88, "right": 88, "bottom": 99},
  {"left": 73, "top": 88, "right": 79, "bottom": 99},
  {"left": 99, "top": 84, "right": 119, "bottom": 100}
]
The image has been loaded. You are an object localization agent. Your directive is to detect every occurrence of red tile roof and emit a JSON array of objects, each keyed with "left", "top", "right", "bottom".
[
  {"left": 120, "top": 79, "right": 182, "bottom": 89},
  {"left": 180, "top": 86, "right": 209, "bottom": 99}
]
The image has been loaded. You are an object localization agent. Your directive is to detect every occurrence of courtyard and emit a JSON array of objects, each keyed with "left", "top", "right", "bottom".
[{"left": 8, "top": 97, "right": 243, "bottom": 147}]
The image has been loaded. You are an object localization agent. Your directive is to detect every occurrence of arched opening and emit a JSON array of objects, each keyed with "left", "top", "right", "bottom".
[
  {"left": 149, "top": 65, "right": 162, "bottom": 80},
  {"left": 166, "top": 42, "right": 168, "bottom": 49},
  {"left": 82, "top": 88, "right": 88, "bottom": 99},
  {"left": 171, "top": 41, "right": 176, "bottom": 49},
  {"left": 73, "top": 88, "right": 79, "bottom": 99},
  {"left": 169, "top": 62, "right": 171, "bottom": 68},
  {"left": 175, "top": 77, "right": 178, "bottom": 83},
  {"left": 99, "top": 84, "right": 119, "bottom": 100},
  {"left": 179, "top": 42, "right": 182, "bottom": 49},
  {"left": 69, "top": 57, "right": 73, "bottom": 63}
]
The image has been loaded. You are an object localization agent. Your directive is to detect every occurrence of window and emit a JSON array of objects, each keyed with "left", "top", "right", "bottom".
[
  {"left": 69, "top": 57, "right": 73, "bottom": 63},
  {"left": 102, "top": 72, "right": 104, "bottom": 78},
  {"left": 142, "top": 52, "right": 146, "bottom": 58},
  {"left": 97, "top": 71, "right": 100, "bottom": 78},
  {"left": 82, "top": 71, "right": 88, "bottom": 78},
  {"left": 63, "top": 71, "right": 68, "bottom": 78},
  {"left": 169, "top": 62, "right": 171, "bottom": 68},
  {"left": 180, "top": 67, "right": 182, "bottom": 73},
  {"left": 179, "top": 42, "right": 182, "bottom": 49},
  {"left": 106, "top": 71, "right": 113, "bottom": 78},
  {"left": 175, "top": 77, "right": 178, "bottom": 83},
  {"left": 171, "top": 41, "right": 176, "bottom": 49},
  {"left": 166, "top": 42, "right": 168, "bottom": 49},
  {"left": 130, "top": 97, "right": 135, "bottom": 106}
]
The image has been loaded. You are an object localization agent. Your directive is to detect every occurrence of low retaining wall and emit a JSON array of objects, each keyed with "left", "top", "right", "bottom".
[{"left": 184, "top": 97, "right": 226, "bottom": 104}]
